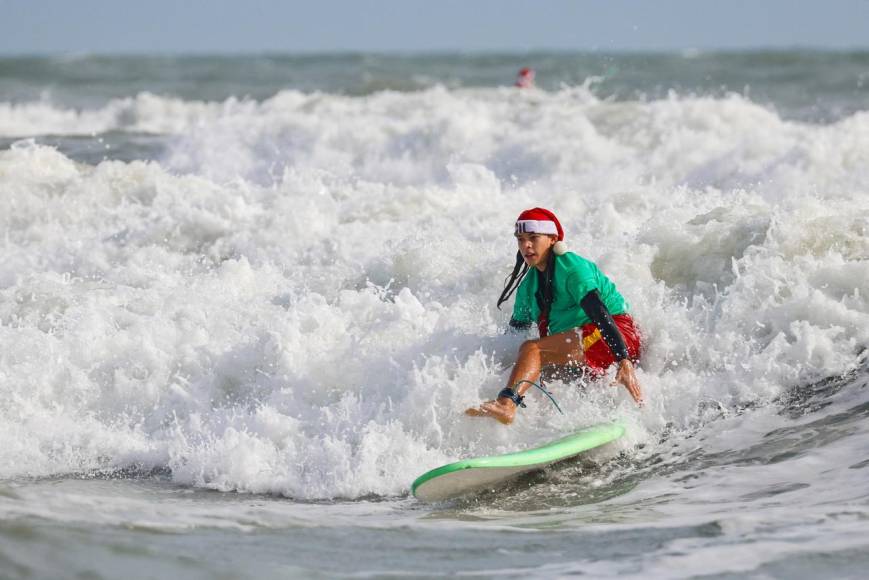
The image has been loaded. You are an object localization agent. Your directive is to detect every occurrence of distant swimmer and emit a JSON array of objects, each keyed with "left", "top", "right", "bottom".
[
  {"left": 466, "top": 208, "right": 644, "bottom": 424},
  {"left": 515, "top": 67, "right": 535, "bottom": 88}
]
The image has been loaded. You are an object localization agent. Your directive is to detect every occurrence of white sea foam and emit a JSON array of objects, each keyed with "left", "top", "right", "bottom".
[
  {"left": 0, "top": 88, "right": 867, "bottom": 500},
  {"left": 0, "top": 92, "right": 235, "bottom": 138}
]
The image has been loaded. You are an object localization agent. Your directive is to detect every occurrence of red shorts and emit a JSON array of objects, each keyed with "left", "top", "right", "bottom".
[{"left": 579, "top": 314, "right": 642, "bottom": 376}]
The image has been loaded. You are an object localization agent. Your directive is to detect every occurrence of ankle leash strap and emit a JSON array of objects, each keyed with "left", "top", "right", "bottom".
[
  {"left": 497, "top": 387, "right": 526, "bottom": 408},
  {"left": 498, "top": 380, "right": 565, "bottom": 415}
]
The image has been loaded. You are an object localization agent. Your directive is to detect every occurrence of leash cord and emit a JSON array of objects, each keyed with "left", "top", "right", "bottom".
[{"left": 513, "top": 379, "right": 564, "bottom": 415}]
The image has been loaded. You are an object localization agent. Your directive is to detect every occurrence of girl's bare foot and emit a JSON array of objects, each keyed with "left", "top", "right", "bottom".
[{"left": 465, "top": 399, "right": 517, "bottom": 424}]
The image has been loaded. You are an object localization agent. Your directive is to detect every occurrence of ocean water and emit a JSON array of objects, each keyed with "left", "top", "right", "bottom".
[{"left": 1, "top": 51, "right": 868, "bottom": 578}]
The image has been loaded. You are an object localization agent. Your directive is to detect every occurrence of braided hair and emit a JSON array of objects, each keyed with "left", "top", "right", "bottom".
[
  {"left": 496, "top": 249, "right": 556, "bottom": 311},
  {"left": 534, "top": 250, "right": 556, "bottom": 314},
  {"left": 496, "top": 251, "right": 529, "bottom": 310}
]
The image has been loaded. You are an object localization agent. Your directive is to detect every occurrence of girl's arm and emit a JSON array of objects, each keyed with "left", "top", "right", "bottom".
[{"left": 579, "top": 290, "right": 629, "bottom": 361}]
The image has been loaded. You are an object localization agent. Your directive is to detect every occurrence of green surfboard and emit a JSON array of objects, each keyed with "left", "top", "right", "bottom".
[{"left": 411, "top": 421, "right": 625, "bottom": 502}]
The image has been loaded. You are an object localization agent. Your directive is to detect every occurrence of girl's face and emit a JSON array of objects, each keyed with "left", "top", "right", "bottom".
[{"left": 516, "top": 232, "right": 556, "bottom": 270}]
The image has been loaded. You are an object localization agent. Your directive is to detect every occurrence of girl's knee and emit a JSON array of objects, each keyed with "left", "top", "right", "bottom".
[{"left": 518, "top": 339, "right": 539, "bottom": 356}]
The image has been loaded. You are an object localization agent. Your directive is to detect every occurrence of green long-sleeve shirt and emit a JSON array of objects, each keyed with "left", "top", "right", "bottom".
[{"left": 511, "top": 252, "right": 627, "bottom": 335}]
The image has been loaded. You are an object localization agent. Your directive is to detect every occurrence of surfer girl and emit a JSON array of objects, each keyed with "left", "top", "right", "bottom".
[
  {"left": 467, "top": 208, "right": 643, "bottom": 424},
  {"left": 515, "top": 67, "right": 535, "bottom": 88}
]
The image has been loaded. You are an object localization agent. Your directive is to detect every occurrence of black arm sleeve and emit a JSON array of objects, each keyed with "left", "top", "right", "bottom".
[
  {"left": 579, "top": 290, "right": 630, "bottom": 362},
  {"left": 509, "top": 317, "right": 532, "bottom": 330}
]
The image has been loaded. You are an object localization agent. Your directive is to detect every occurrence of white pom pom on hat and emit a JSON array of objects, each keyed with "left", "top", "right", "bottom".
[{"left": 515, "top": 207, "right": 569, "bottom": 255}]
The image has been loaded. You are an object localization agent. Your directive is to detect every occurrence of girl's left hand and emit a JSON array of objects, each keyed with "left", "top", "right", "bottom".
[{"left": 613, "top": 359, "right": 644, "bottom": 406}]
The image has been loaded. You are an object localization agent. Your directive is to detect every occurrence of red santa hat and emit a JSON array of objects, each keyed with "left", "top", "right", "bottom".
[{"left": 515, "top": 207, "right": 568, "bottom": 255}]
